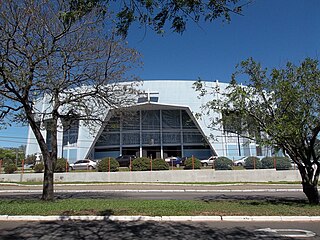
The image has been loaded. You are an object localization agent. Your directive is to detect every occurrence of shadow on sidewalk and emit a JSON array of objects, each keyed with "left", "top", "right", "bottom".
[{"left": 0, "top": 220, "right": 293, "bottom": 240}]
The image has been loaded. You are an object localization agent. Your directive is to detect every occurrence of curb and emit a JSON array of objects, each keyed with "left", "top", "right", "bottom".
[
  {"left": 1, "top": 215, "right": 320, "bottom": 222},
  {"left": 0, "top": 189, "right": 303, "bottom": 193}
]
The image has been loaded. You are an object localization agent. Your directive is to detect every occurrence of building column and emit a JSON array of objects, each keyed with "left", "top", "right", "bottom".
[
  {"left": 180, "top": 110, "right": 184, "bottom": 157},
  {"left": 160, "top": 110, "right": 163, "bottom": 159},
  {"left": 139, "top": 110, "right": 143, "bottom": 157}
]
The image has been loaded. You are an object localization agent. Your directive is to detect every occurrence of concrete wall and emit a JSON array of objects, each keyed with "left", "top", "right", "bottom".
[{"left": 0, "top": 169, "right": 301, "bottom": 183}]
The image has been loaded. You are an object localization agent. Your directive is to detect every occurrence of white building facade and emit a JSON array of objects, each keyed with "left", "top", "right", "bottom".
[{"left": 26, "top": 80, "right": 270, "bottom": 163}]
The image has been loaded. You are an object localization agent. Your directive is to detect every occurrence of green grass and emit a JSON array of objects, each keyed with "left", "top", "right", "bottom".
[{"left": 0, "top": 199, "right": 319, "bottom": 216}]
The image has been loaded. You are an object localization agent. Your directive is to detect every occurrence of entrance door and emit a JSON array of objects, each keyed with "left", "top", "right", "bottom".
[{"left": 143, "top": 147, "right": 161, "bottom": 159}]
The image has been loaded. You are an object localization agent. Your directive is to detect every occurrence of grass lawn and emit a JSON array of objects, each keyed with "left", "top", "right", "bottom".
[{"left": 0, "top": 199, "right": 319, "bottom": 216}]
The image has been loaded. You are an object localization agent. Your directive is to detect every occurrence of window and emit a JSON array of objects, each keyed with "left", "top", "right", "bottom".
[{"left": 62, "top": 120, "right": 79, "bottom": 146}]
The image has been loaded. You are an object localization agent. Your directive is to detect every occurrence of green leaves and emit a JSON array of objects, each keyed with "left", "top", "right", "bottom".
[
  {"left": 108, "top": 0, "right": 245, "bottom": 37},
  {"left": 196, "top": 57, "right": 320, "bottom": 195}
]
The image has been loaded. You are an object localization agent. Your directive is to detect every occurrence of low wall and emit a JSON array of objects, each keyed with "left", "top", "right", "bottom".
[{"left": 0, "top": 169, "right": 301, "bottom": 183}]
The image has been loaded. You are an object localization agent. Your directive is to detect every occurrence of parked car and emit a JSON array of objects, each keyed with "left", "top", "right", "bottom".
[
  {"left": 116, "top": 155, "right": 136, "bottom": 167},
  {"left": 69, "top": 159, "right": 97, "bottom": 170},
  {"left": 165, "top": 157, "right": 183, "bottom": 167},
  {"left": 233, "top": 157, "right": 246, "bottom": 166},
  {"left": 200, "top": 156, "right": 217, "bottom": 167},
  {"left": 24, "top": 163, "right": 34, "bottom": 169}
]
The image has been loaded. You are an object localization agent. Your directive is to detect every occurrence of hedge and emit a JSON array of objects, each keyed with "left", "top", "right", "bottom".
[
  {"left": 184, "top": 157, "right": 201, "bottom": 170},
  {"left": 244, "top": 156, "right": 262, "bottom": 169},
  {"left": 97, "top": 157, "right": 119, "bottom": 172},
  {"left": 4, "top": 163, "right": 17, "bottom": 174},
  {"left": 55, "top": 158, "right": 68, "bottom": 172},
  {"left": 215, "top": 157, "right": 233, "bottom": 170},
  {"left": 152, "top": 158, "right": 169, "bottom": 170},
  {"left": 131, "top": 157, "right": 151, "bottom": 171},
  {"left": 33, "top": 163, "right": 44, "bottom": 173},
  {"left": 261, "top": 157, "right": 292, "bottom": 170}
]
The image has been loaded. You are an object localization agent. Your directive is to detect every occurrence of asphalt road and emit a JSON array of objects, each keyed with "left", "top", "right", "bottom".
[
  {"left": 0, "top": 183, "right": 319, "bottom": 239},
  {"left": 0, "top": 183, "right": 308, "bottom": 201},
  {"left": 0, "top": 220, "right": 319, "bottom": 239}
]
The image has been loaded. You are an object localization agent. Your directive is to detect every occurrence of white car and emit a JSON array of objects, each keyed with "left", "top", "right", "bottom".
[
  {"left": 233, "top": 158, "right": 246, "bottom": 166},
  {"left": 200, "top": 156, "right": 217, "bottom": 167},
  {"left": 69, "top": 159, "right": 97, "bottom": 170}
]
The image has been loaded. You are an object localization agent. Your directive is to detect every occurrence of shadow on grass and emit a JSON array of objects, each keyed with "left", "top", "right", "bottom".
[
  {"left": 200, "top": 194, "right": 309, "bottom": 207},
  {"left": 0, "top": 220, "right": 293, "bottom": 240}
]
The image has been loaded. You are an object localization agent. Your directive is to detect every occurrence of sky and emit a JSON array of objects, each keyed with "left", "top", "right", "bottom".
[{"left": 0, "top": 0, "right": 319, "bottom": 148}]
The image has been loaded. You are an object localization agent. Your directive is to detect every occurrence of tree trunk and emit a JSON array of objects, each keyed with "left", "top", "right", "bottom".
[
  {"left": 42, "top": 168, "right": 54, "bottom": 200},
  {"left": 41, "top": 153, "right": 55, "bottom": 201},
  {"left": 302, "top": 182, "right": 319, "bottom": 205}
]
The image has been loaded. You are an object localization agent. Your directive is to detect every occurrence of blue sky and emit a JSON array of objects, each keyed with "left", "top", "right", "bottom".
[
  {"left": 0, "top": 0, "right": 319, "bottom": 148},
  {"left": 128, "top": 0, "right": 320, "bottom": 81}
]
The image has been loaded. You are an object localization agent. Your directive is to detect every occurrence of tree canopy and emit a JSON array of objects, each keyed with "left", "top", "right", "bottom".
[
  {"left": 64, "top": 0, "right": 248, "bottom": 37},
  {"left": 0, "top": 0, "right": 141, "bottom": 200},
  {"left": 195, "top": 58, "right": 320, "bottom": 204}
]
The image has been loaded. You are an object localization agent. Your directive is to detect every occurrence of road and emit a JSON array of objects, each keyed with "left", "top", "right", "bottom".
[
  {"left": 0, "top": 183, "right": 319, "bottom": 239},
  {"left": 0, "top": 183, "right": 307, "bottom": 201},
  {"left": 0, "top": 220, "right": 319, "bottom": 239}
]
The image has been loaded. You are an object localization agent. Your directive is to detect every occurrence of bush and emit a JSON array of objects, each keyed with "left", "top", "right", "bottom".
[
  {"left": 152, "top": 158, "right": 169, "bottom": 171},
  {"left": 33, "top": 163, "right": 44, "bottom": 173},
  {"left": 184, "top": 157, "right": 201, "bottom": 170},
  {"left": 215, "top": 157, "right": 233, "bottom": 170},
  {"left": 97, "top": 157, "right": 119, "bottom": 172},
  {"left": 132, "top": 157, "right": 151, "bottom": 171},
  {"left": 275, "top": 157, "right": 292, "bottom": 170},
  {"left": 55, "top": 158, "right": 68, "bottom": 172},
  {"left": 4, "top": 163, "right": 17, "bottom": 174},
  {"left": 244, "top": 156, "right": 262, "bottom": 169},
  {"left": 261, "top": 157, "right": 292, "bottom": 170},
  {"left": 261, "top": 157, "right": 274, "bottom": 169}
]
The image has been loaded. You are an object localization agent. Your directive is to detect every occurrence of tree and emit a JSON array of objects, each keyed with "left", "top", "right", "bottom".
[
  {"left": 67, "top": 0, "right": 249, "bottom": 37},
  {"left": 194, "top": 58, "right": 320, "bottom": 204},
  {"left": 0, "top": 0, "right": 248, "bottom": 201},
  {"left": 113, "top": 0, "right": 247, "bottom": 36},
  {"left": 0, "top": 147, "right": 24, "bottom": 166},
  {"left": 0, "top": 0, "right": 140, "bottom": 200}
]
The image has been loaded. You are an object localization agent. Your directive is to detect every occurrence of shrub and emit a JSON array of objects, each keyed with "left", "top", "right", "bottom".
[
  {"left": 275, "top": 157, "right": 292, "bottom": 170},
  {"left": 152, "top": 158, "right": 169, "bottom": 171},
  {"left": 184, "top": 157, "right": 201, "bottom": 170},
  {"left": 55, "top": 158, "right": 68, "bottom": 172},
  {"left": 261, "top": 157, "right": 274, "bottom": 169},
  {"left": 33, "top": 163, "right": 44, "bottom": 173},
  {"left": 275, "top": 157, "right": 291, "bottom": 170},
  {"left": 261, "top": 157, "right": 292, "bottom": 170},
  {"left": 244, "top": 156, "right": 262, "bottom": 169},
  {"left": 132, "top": 157, "right": 151, "bottom": 171},
  {"left": 215, "top": 157, "right": 233, "bottom": 170},
  {"left": 4, "top": 163, "right": 17, "bottom": 174},
  {"left": 97, "top": 157, "right": 119, "bottom": 172}
]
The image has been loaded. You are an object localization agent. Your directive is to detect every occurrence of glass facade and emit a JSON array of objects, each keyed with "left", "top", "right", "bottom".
[
  {"left": 62, "top": 120, "right": 79, "bottom": 146},
  {"left": 94, "top": 107, "right": 212, "bottom": 159}
]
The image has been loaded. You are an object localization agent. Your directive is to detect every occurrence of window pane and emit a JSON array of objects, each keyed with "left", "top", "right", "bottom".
[
  {"left": 96, "top": 132, "right": 120, "bottom": 146},
  {"left": 142, "top": 132, "right": 160, "bottom": 145},
  {"left": 183, "top": 131, "right": 204, "bottom": 144},
  {"left": 163, "top": 132, "right": 181, "bottom": 144},
  {"left": 162, "top": 110, "right": 180, "bottom": 129},
  {"left": 122, "top": 132, "right": 140, "bottom": 145},
  {"left": 122, "top": 111, "right": 140, "bottom": 131},
  {"left": 182, "top": 111, "right": 197, "bottom": 129},
  {"left": 142, "top": 110, "right": 160, "bottom": 130}
]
